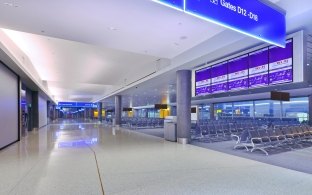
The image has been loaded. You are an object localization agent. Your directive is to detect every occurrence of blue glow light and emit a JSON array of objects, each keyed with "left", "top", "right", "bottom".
[
  {"left": 152, "top": 0, "right": 286, "bottom": 47},
  {"left": 152, "top": 0, "right": 185, "bottom": 11}
]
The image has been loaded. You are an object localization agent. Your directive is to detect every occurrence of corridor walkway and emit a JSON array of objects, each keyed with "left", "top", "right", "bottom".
[{"left": 0, "top": 120, "right": 311, "bottom": 195}]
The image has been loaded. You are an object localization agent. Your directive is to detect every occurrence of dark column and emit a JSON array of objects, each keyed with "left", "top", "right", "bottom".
[
  {"left": 115, "top": 95, "right": 122, "bottom": 126},
  {"left": 309, "top": 96, "right": 312, "bottom": 125},
  {"left": 209, "top": 103, "right": 215, "bottom": 120},
  {"left": 31, "top": 91, "right": 39, "bottom": 130},
  {"left": 176, "top": 70, "right": 191, "bottom": 144},
  {"left": 98, "top": 102, "right": 103, "bottom": 122}
]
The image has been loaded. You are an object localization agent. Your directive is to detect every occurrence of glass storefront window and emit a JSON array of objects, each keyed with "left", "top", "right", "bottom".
[{"left": 282, "top": 97, "right": 308, "bottom": 122}]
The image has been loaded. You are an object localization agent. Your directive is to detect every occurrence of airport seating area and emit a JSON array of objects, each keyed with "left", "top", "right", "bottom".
[
  {"left": 191, "top": 118, "right": 312, "bottom": 155},
  {"left": 121, "top": 117, "right": 164, "bottom": 129},
  {"left": 233, "top": 125, "right": 312, "bottom": 155}
]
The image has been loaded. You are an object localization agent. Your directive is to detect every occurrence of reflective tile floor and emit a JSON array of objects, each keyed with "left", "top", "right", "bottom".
[{"left": 1, "top": 120, "right": 312, "bottom": 195}]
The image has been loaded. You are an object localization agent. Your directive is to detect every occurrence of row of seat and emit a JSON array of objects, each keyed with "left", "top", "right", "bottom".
[
  {"left": 233, "top": 125, "right": 312, "bottom": 155},
  {"left": 191, "top": 122, "right": 250, "bottom": 142},
  {"left": 122, "top": 117, "right": 164, "bottom": 129},
  {"left": 197, "top": 118, "right": 300, "bottom": 127}
]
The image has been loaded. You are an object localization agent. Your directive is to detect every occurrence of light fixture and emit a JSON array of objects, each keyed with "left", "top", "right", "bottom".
[
  {"left": 4, "top": 2, "right": 18, "bottom": 7},
  {"left": 108, "top": 27, "right": 118, "bottom": 31}
]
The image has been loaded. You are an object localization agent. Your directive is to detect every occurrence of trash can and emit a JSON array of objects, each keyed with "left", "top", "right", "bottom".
[{"left": 164, "top": 122, "right": 177, "bottom": 142}]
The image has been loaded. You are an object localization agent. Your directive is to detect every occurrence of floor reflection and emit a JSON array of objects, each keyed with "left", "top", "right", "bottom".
[{"left": 49, "top": 120, "right": 102, "bottom": 148}]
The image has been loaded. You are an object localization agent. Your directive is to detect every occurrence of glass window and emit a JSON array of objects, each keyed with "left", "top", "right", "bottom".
[
  {"left": 233, "top": 101, "right": 253, "bottom": 117},
  {"left": 214, "top": 103, "right": 233, "bottom": 118},
  {"left": 254, "top": 100, "right": 281, "bottom": 118},
  {"left": 282, "top": 97, "right": 308, "bottom": 122},
  {"left": 198, "top": 104, "right": 210, "bottom": 120}
]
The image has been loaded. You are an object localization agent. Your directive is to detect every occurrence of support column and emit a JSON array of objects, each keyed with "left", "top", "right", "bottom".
[
  {"left": 31, "top": 91, "right": 39, "bottom": 131},
  {"left": 84, "top": 109, "right": 87, "bottom": 119},
  {"left": 115, "top": 95, "right": 122, "bottom": 126},
  {"left": 209, "top": 103, "right": 215, "bottom": 120},
  {"left": 98, "top": 102, "right": 103, "bottom": 122},
  {"left": 52, "top": 105, "right": 56, "bottom": 121},
  {"left": 176, "top": 70, "right": 191, "bottom": 144},
  {"left": 309, "top": 95, "right": 312, "bottom": 125}
]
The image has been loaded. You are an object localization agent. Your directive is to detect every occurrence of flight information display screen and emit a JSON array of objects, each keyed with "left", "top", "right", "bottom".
[
  {"left": 269, "top": 39, "right": 293, "bottom": 84},
  {"left": 211, "top": 61, "right": 228, "bottom": 93},
  {"left": 194, "top": 39, "right": 294, "bottom": 97},
  {"left": 195, "top": 66, "right": 211, "bottom": 96},
  {"left": 228, "top": 55, "right": 249, "bottom": 91},
  {"left": 249, "top": 48, "right": 269, "bottom": 88}
]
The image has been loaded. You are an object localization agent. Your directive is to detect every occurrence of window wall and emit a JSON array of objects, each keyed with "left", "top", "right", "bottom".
[
  {"left": 209, "top": 97, "right": 308, "bottom": 121},
  {"left": 214, "top": 103, "right": 233, "bottom": 118},
  {"left": 233, "top": 101, "right": 253, "bottom": 117},
  {"left": 198, "top": 105, "right": 211, "bottom": 120},
  {"left": 282, "top": 97, "right": 308, "bottom": 122}
]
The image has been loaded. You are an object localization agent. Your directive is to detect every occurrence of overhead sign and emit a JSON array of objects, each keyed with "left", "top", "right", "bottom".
[
  {"left": 58, "top": 102, "right": 98, "bottom": 108},
  {"left": 154, "top": 0, "right": 286, "bottom": 47},
  {"left": 58, "top": 102, "right": 76, "bottom": 107},
  {"left": 157, "top": 0, "right": 184, "bottom": 10},
  {"left": 76, "top": 102, "right": 98, "bottom": 108}
]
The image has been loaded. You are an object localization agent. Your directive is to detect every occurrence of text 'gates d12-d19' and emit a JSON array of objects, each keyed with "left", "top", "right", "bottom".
[{"left": 153, "top": 0, "right": 286, "bottom": 47}]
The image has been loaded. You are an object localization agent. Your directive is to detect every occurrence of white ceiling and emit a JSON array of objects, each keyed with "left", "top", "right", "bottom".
[
  {"left": 0, "top": 0, "right": 226, "bottom": 102},
  {"left": 1, "top": 0, "right": 312, "bottom": 106}
]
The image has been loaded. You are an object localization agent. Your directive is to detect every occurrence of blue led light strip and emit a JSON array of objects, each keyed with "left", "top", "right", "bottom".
[{"left": 152, "top": 0, "right": 286, "bottom": 47}]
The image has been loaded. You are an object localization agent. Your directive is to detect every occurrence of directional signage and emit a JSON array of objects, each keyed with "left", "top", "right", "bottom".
[
  {"left": 153, "top": 0, "right": 286, "bottom": 47},
  {"left": 58, "top": 102, "right": 76, "bottom": 107},
  {"left": 58, "top": 102, "right": 98, "bottom": 108}
]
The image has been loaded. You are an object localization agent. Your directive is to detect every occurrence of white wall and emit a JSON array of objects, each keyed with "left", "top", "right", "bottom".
[
  {"left": 0, "top": 63, "right": 18, "bottom": 149},
  {"left": 38, "top": 95, "right": 47, "bottom": 128}
]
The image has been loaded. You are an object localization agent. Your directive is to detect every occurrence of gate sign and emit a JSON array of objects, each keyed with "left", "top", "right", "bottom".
[
  {"left": 154, "top": 0, "right": 286, "bottom": 47},
  {"left": 58, "top": 102, "right": 98, "bottom": 108}
]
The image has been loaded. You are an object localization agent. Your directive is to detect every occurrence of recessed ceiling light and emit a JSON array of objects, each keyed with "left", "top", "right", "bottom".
[
  {"left": 4, "top": 2, "right": 18, "bottom": 7},
  {"left": 109, "top": 27, "right": 118, "bottom": 31}
]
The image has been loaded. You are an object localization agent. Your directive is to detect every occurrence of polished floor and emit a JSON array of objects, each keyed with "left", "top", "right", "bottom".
[{"left": 1, "top": 120, "right": 312, "bottom": 195}]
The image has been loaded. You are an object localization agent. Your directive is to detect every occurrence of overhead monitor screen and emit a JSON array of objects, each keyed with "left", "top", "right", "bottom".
[
  {"left": 195, "top": 66, "right": 211, "bottom": 96},
  {"left": 269, "top": 39, "right": 293, "bottom": 84},
  {"left": 249, "top": 48, "right": 269, "bottom": 88},
  {"left": 194, "top": 38, "right": 295, "bottom": 97},
  {"left": 211, "top": 61, "right": 228, "bottom": 93},
  {"left": 228, "top": 54, "right": 249, "bottom": 91}
]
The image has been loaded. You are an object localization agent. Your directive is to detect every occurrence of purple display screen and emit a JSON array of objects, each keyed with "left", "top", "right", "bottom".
[
  {"left": 211, "top": 61, "right": 228, "bottom": 93},
  {"left": 195, "top": 67, "right": 211, "bottom": 96},
  {"left": 228, "top": 55, "right": 248, "bottom": 91},
  {"left": 249, "top": 48, "right": 269, "bottom": 88},
  {"left": 194, "top": 39, "right": 293, "bottom": 96},
  {"left": 269, "top": 39, "right": 293, "bottom": 84}
]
